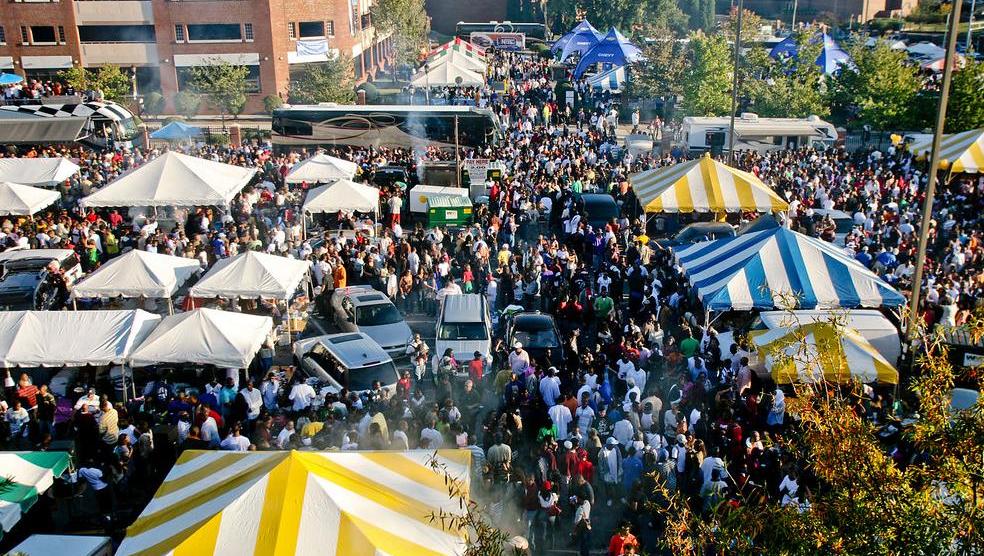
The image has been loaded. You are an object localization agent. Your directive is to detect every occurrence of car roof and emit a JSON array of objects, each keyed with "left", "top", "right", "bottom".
[
  {"left": 0, "top": 249, "right": 75, "bottom": 264},
  {"left": 441, "top": 294, "right": 487, "bottom": 323},
  {"left": 581, "top": 193, "right": 617, "bottom": 205},
  {"left": 318, "top": 332, "right": 393, "bottom": 368},
  {"left": 513, "top": 313, "right": 555, "bottom": 328},
  {"left": 811, "top": 208, "right": 852, "bottom": 219},
  {"left": 334, "top": 286, "right": 387, "bottom": 305}
]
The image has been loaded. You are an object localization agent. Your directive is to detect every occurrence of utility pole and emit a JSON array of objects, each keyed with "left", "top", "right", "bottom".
[
  {"left": 969, "top": 0, "right": 978, "bottom": 51},
  {"left": 454, "top": 115, "right": 462, "bottom": 186},
  {"left": 727, "top": 0, "right": 744, "bottom": 164},
  {"left": 791, "top": 0, "right": 798, "bottom": 30},
  {"left": 907, "top": 0, "right": 963, "bottom": 341}
]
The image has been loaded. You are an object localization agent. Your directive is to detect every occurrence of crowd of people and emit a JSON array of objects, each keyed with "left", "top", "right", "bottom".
[{"left": 0, "top": 48, "right": 980, "bottom": 555}]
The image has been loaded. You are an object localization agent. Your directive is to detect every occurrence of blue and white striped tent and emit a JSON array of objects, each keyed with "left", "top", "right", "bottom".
[
  {"left": 673, "top": 227, "right": 905, "bottom": 311},
  {"left": 587, "top": 67, "right": 625, "bottom": 92}
]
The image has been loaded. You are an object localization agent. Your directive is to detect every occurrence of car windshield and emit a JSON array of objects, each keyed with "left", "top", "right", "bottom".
[
  {"left": 356, "top": 304, "right": 403, "bottom": 326},
  {"left": 514, "top": 327, "right": 559, "bottom": 349},
  {"left": 438, "top": 322, "right": 489, "bottom": 340},
  {"left": 348, "top": 361, "right": 399, "bottom": 391},
  {"left": 4, "top": 259, "right": 50, "bottom": 272}
]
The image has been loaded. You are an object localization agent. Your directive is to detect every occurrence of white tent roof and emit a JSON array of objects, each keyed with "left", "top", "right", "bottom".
[
  {"left": 129, "top": 308, "right": 273, "bottom": 368},
  {"left": 907, "top": 41, "right": 945, "bottom": 58},
  {"left": 0, "top": 181, "right": 60, "bottom": 216},
  {"left": 80, "top": 152, "right": 257, "bottom": 208},
  {"left": 0, "top": 310, "right": 160, "bottom": 367},
  {"left": 72, "top": 250, "right": 202, "bottom": 299},
  {"left": 303, "top": 179, "right": 380, "bottom": 214},
  {"left": 411, "top": 60, "right": 485, "bottom": 87},
  {"left": 285, "top": 153, "right": 359, "bottom": 183},
  {"left": 189, "top": 251, "right": 311, "bottom": 300},
  {"left": 0, "top": 157, "right": 80, "bottom": 187}
]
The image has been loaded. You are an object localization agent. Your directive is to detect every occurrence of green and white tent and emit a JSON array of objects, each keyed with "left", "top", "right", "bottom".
[{"left": 0, "top": 452, "right": 71, "bottom": 538}]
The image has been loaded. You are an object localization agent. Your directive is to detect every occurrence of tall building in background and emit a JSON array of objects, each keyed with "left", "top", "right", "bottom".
[
  {"left": 0, "top": 0, "right": 394, "bottom": 114},
  {"left": 741, "top": 0, "right": 916, "bottom": 25}
]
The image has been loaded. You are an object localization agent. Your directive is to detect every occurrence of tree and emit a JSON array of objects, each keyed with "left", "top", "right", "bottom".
[
  {"left": 649, "top": 0, "right": 690, "bottom": 35},
  {"left": 744, "top": 33, "right": 831, "bottom": 118},
  {"left": 723, "top": 6, "right": 766, "bottom": 43},
  {"left": 288, "top": 56, "right": 356, "bottom": 105},
  {"left": 371, "top": 0, "right": 428, "bottom": 67},
  {"left": 630, "top": 24, "right": 689, "bottom": 103},
  {"left": 646, "top": 310, "right": 984, "bottom": 555},
  {"left": 262, "top": 95, "right": 284, "bottom": 114},
  {"left": 831, "top": 37, "right": 924, "bottom": 130},
  {"left": 174, "top": 91, "right": 201, "bottom": 119},
  {"left": 56, "top": 65, "right": 132, "bottom": 101},
  {"left": 143, "top": 91, "right": 165, "bottom": 116},
  {"left": 682, "top": 33, "right": 733, "bottom": 117},
  {"left": 945, "top": 57, "right": 984, "bottom": 133},
  {"left": 189, "top": 61, "right": 249, "bottom": 125}
]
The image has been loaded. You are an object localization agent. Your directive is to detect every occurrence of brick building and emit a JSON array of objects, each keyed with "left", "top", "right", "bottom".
[
  {"left": 0, "top": 0, "right": 394, "bottom": 114},
  {"left": 742, "top": 0, "right": 917, "bottom": 25}
]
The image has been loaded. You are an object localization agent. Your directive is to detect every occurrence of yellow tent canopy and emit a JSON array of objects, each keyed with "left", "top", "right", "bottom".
[
  {"left": 117, "top": 450, "right": 471, "bottom": 556},
  {"left": 908, "top": 128, "right": 984, "bottom": 174},
  {"left": 750, "top": 322, "right": 899, "bottom": 385},
  {"left": 629, "top": 154, "right": 789, "bottom": 214}
]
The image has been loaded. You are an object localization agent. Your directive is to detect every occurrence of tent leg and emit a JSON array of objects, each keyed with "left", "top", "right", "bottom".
[
  {"left": 167, "top": 297, "right": 174, "bottom": 316},
  {"left": 285, "top": 299, "right": 292, "bottom": 338},
  {"left": 121, "top": 364, "right": 128, "bottom": 404},
  {"left": 72, "top": 298, "right": 78, "bottom": 311}
]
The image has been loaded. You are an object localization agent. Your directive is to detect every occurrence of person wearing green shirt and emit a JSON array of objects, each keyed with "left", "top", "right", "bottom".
[
  {"left": 680, "top": 331, "right": 699, "bottom": 358},
  {"left": 594, "top": 289, "right": 614, "bottom": 320}
]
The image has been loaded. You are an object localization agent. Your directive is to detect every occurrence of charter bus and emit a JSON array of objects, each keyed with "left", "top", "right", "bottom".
[
  {"left": 0, "top": 99, "right": 144, "bottom": 148},
  {"left": 455, "top": 21, "right": 548, "bottom": 43},
  {"left": 271, "top": 104, "right": 501, "bottom": 152}
]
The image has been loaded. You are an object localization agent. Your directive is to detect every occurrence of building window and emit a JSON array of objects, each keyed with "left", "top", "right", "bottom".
[
  {"left": 174, "top": 24, "right": 185, "bottom": 42},
  {"left": 244, "top": 23, "right": 253, "bottom": 41},
  {"left": 30, "top": 26, "right": 57, "bottom": 44},
  {"left": 326, "top": 20, "right": 335, "bottom": 37},
  {"left": 186, "top": 23, "right": 242, "bottom": 42},
  {"left": 298, "top": 21, "right": 324, "bottom": 38},
  {"left": 361, "top": 14, "right": 371, "bottom": 30},
  {"left": 21, "top": 27, "right": 29, "bottom": 44},
  {"left": 57, "top": 26, "right": 66, "bottom": 43},
  {"left": 353, "top": 56, "right": 362, "bottom": 80},
  {"left": 0, "top": 26, "right": 6, "bottom": 45},
  {"left": 78, "top": 25, "right": 157, "bottom": 43},
  {"left": 287, "top": 22, "right": 296, "bottom": 40}
]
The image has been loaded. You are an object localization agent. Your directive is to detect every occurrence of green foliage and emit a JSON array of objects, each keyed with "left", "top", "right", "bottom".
[
  {"left": 143, "top": 91, "right": 165, "bottom": 115},
  {"left": 56, "top": 65, "right": 132, "bottom": 101},
  {"left": 945, "top": 57, "right": 984, "bottom": 133},
  {"left": 680, "top": 0, "right": 714, "bottom": 31},
  {"left": 174, "top": 91, "right": 201, "bottom": 119},
  {"left": 370, "top": 0, "right": 429, "bottom": 66},
  {"left": 356, "top": 82, "right": 381, "bottom": 104},
  {"left": 907, "top": 0, "right": 947, "bottom": 23},
  {"left": 262, "top": 95, "right": 284, "bottom": 114},
  {"left": 189, "top": 61, "right": 249, "bottom": 120},
  {"left": 723, "top": 7, "right": 766, "bottom": 43},
  {"left": 867, "top": 18, "right": 905, "bottom": 32},
  {"left": 205, "top": 133, "right": 230, "bottom": 146},
  {"left": 831, "top": 36, "right": 924, "bottom": 130},
  {"left": 288, "top": 56, "right": 357, "bottom": 104},
  {"left": 565, "top": 0, "right": 647, "bottom": 31},
  {"left": 530, "top": 43, "right": 551, "bottom": 59},
  {"left": 682, "top": 33, "right": 733, "bottom": 117},
  {"left": 631, "top": 29, "right": 689, "bottom": 101},
  {"left": 744, "top": 32, "right": 831, "bottom": 118}
]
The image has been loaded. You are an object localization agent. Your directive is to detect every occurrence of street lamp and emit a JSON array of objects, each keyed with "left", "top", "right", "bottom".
[
  {"left": 727, "top": 0, "right": 744, "bottom": 164},
  {"left": 424, "top": 62, "right": 430, "bottom": 105}
]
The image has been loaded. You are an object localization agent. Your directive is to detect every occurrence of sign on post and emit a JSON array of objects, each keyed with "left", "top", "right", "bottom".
[{"left": 470, "top": 32, "right": 526, "bottom": 51}]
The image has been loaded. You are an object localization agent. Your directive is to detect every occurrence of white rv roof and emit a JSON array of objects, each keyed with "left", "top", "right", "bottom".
[
  {"left": 683, "top": 116, "right": 834, "bottom": 137},
  {"left": 758, "top": 310, "right": 893, "bottom": 331},
  {"left": 441, "top": 294, "right": 486, "bottom": 322}
]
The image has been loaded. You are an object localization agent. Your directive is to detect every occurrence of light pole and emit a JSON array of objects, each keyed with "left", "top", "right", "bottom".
[
  {"left": 727, "top": 0, "right": 744, "bottom": 164},
  {"left": 424, "top": 63, "right": 430, "bottom": 105},
  {"left": 968, "top": 0, "right": 978, "bottom": 51},
  {"left": 791, "top": 0, "right": 798, "bottom": 29},
  {"left": 907, "top": 0, "right": 963, "bottom": 341}
]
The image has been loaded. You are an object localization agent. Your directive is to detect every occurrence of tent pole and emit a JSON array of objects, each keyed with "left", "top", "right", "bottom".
[
  {"left": 167, "top": 297, "right": 174, "bottom": 316},
  {"left": 72, "top": 297, "right": 78, "bottom": 311},
  {"left": 285, "top": 298, "right": 292, "bottom": 338},
  {"left": 121, "top": 364, "right": 128, "bottom": 404}
]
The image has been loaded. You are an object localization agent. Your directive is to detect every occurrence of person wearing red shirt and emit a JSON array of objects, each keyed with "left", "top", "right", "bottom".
[
  {"left": 607, "top": 522, "right": 639, "bottom": 556},
  {"left": 467, "top": 352, "right": 484, "bottom": 385},
  {"left": 16, "top": 373, "right": 40, "bottom": 411}
]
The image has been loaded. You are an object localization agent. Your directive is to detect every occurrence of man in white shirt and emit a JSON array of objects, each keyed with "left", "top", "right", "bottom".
[
  {"left": 508, "top": 343, "right": 531, "bottom": 373},
  {"left": 420, "top": 418, "right": 444, "bottom": 448},
  {"left": 220, "top": 425, "right": 251, "bottom": 451},
  {"left": 261, "top": 372, "right": 280, "bottom": 411},
  {"left": 575, "top": 395, "right": 595, "bottom": 433},
  {"left": 289, "top": 380, "right": 316, "bottom": 412},
  {"left": 548, "top": 402, "right": 573, "bottom": 440},
  {"left": 239, "top": 380, "right": 263, "bottom": 423},
  {"left": 539, "top": 367, "right": 562, "bottom": 406}
]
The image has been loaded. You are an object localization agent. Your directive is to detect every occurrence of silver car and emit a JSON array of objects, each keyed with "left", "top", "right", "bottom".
[
  {"left": 329, "top": 286, "right": 412, "bottom": 358},
  {"left": 293, "top": 332, "right": 399, "bottom": 394}
]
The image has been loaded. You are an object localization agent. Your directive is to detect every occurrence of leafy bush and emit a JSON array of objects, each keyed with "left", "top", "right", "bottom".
[
  {"left": 530, "top": 43, "right": 552, "bottom": 59},
  {"left": 143, "top": 91, "right": 165, "bottom": 115},
  {"left": 263, "top": 95, "right": 284, "bottom": 114},
  {"left": 205, "top": 133, "right": 230, "bottom": 146},
  {"left": 174, "top": 91, "right": 201, "bottom": 119},
  {"left": 357, "top": 82, "right": 381, "bottom": 104}
]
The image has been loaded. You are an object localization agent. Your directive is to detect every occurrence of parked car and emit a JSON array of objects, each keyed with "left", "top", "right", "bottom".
[
  {"left": 371, "top": 165, "right": 411, "bottom": 190},
  {"left": 505, "top": 312, "right": 565, "bottom": 369},
  {"left": 329, "top": 286, "right": 412, "bottom": 358},
  {"left": 656, "top": 222, "right": 736, "bottom": 247},
  {"left": 433, "top": 293, "right": 492, "bottom": 375},
  {"left": 293, "top": 332, "right": 400, "bottom": 394},
  {"left": 0, "top": 249, "right": 81, "bottom": 311},
  {"left": 579, "top": 193, "right": 620, "bottom": 231}
]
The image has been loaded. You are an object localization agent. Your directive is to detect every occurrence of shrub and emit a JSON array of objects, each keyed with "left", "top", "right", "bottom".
[
  {"left": 143, "top": 91, "right": 165, "bottom": 115},
  {"left": 174, "top": 91, "right": 201, "bottom": 119},
  {"left": 263, "top": 95, "right": 284, "bottom": 114},
  {"left": 356, "top": 82, "right": 381, "bottom": 104}
]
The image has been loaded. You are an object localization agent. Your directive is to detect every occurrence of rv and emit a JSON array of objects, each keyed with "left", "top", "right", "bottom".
[
  {"left": 682, "top": 113, "right": 837, "bottom": 154},
  {"left": 0, "top": 99, "right": 143, "bottom": 148}
]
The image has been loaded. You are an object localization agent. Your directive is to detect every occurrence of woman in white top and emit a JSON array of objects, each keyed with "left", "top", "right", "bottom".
[{"left": 536, "top": 481, "right": 560, "bottom": 550}]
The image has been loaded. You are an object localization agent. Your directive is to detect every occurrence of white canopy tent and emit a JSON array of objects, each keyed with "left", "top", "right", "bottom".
[
  {"left": 129, "top": 308, "right": 273, "bottom": 369},
  {"left": 285, "top": 153, "right": 359, "bottom": 184},
  {"left": 0, "top": 181, "right": 60, "bottom": 216},
  {"left": 0, "top": 310, "right": 160, "bottom": 368},
  {"left": 80, "top": 151, "right": 256, "bottom": 208},
  {"left": 302, "top": 179, "right": 380, "bottom": 214},
  {"left": 71, "top": 250, "right": 202, "bottom": 312},
  {"left": 0, "top": 158, "right": 80, "bottom": 187},
  {"left": 411, "top": 60, "right": 485, "bottom": 88}
]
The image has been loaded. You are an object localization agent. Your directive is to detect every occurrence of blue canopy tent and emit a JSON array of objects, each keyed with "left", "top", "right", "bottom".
[
  {"left": 150, "top": 121, "right": 204, "bottom": 141},
  {"left": 0, "top": 73, "right": 24, "bottom": 86},
  {"left": 573, "top": 28, "right": 643, "bottom": 78},
  {"left": 770, "top": 33, "right": 851, "bottom": 75},
  {"left": 673, "top": 227, "right": 905, "bottom": 312},
  {"left": 551, "top": 20, "right": 603, "bottom": 62},
  {"left": 587, "top": 66, "right": 626, "bottom": 92}
]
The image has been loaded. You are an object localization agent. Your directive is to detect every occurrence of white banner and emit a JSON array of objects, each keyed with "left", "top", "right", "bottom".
[{"left": 462, "top": 159, "right": 490, "bottom": 181}]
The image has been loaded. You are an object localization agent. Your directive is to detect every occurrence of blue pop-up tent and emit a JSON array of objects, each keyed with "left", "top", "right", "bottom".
[
  {"left": 770, "top": 33, "right": 851, "bottom": 75},
  {"left": 150, "top": 121, "right": 204, "bottom": 141},
  {"left": 573, "top": 27, "right": 643, "bottom": 78},
  {"left": 551, "top": 20, "right": 603, "bottom": 62}
]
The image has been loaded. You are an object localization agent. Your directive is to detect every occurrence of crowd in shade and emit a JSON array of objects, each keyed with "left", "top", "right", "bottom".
[{"left": 1, "top": 49, "right": 981, "bottom": 554}]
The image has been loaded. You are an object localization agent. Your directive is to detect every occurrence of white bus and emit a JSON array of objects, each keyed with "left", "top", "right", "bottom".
[
  {"left": 0, "top": 99, "right": 143, "bottom": 148},
  {"left": 682, "top": 113, "right": 838, "bottom": 154}
]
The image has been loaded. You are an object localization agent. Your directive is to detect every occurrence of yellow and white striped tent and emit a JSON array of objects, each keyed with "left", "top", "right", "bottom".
[
  {"left": 117, "top": 450, "right": 471, "bottom": 556},
  {"left": 750, "top": 322, "right": 899, "bottom": 385},
  {"left": 908, "top": 128, "right": 984, "bottom": 174},
  {"left": 630, "top": 154, "right": 789, "bottom": 213}
]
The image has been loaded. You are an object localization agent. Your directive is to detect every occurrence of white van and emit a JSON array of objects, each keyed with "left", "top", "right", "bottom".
[
  {"left": 682, "top": 113, "right": 837, "bottom": 154},
  {"left": 434, "top": 293, "right": 492, "bottom": 375}
]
